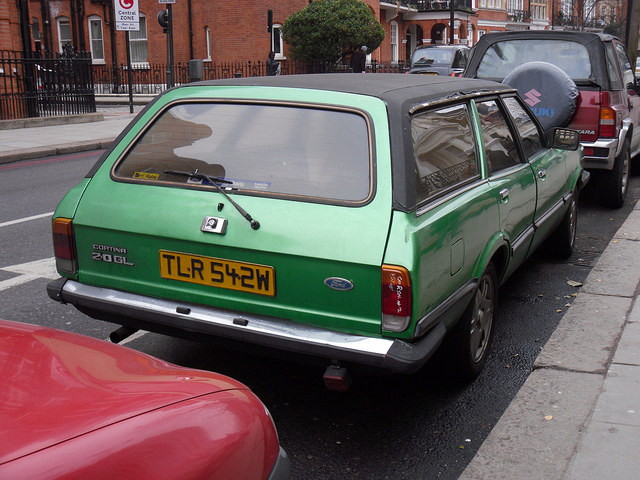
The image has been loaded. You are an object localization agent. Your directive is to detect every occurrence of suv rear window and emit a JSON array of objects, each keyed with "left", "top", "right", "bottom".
[
  {"left": 476, "top": 39, "right": 592, "bottom": 81},
  {"left": 113, "top": 102, "right": 373, "bottom": 203}
]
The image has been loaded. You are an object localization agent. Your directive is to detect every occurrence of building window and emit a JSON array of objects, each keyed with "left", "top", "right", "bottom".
[
  {"left": 272, "top": 24, "right": 284, "bottom": 59},
  {"left": 57, "top": 17, "right": 72, "bottom": 53},
  {"left": 391, "top": 21, "right": 398, "bottom": 64},
  {"left": 129, "top": 15, "right": 148, "bottom": 65},
  {"left": 88, "top": 16, "right": 104, "bottom": 63},
  {"left": 205, "top": 26, "right": 211, "bottom": 61}
]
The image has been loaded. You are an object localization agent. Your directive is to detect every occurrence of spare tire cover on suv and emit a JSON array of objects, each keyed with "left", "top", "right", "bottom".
[{"left": 503, "top": 61, "right": 579, "bottom": 131}]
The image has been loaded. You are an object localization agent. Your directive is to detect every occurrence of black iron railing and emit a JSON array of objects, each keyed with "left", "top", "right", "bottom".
[
  {"left": 92, "top": 59, "right": 408, "bottom": 96},
  {"left": 0, "top": 50, "right": 95, "bottom": 120}
]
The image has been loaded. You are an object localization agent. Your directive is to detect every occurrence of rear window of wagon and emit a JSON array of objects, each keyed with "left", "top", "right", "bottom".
[{"left": 113, "top": 102, "right": 374, "bottom": 203}]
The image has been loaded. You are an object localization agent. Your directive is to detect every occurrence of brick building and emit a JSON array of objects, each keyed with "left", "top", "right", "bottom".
[
  {"left": 9, "top": 0, "right": 619, "bottom": 74},
  {"left": 8, "top": 0, "right": 486, "bottom": 71}
]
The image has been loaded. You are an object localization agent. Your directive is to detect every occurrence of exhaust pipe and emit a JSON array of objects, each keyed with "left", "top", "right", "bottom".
[{"left": 110, "top": 326, "right": 139, "bottom": 344}]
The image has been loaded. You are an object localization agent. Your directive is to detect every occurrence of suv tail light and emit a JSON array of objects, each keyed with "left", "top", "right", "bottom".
[
  {"left": 52, "top": 218, "right": 77, "bottom": 274},
  {"left": 381, "top": 265, "right": 412, "bottom": 332},
  {"left": 599, "top": 93, "right": 617, "bottom": 138}
]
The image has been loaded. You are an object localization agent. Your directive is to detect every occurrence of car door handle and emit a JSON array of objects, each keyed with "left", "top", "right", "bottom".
[
  {"left": 538, "top": 169, "right": 547, "bottom": 180},
  {"left": 500, "top": 188, "right": 509, "bottom": 202}
]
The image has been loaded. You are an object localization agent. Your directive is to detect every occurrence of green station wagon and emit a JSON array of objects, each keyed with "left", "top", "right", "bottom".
[{"left": 48, "top": 74, "right": 586, "bottom": 389}]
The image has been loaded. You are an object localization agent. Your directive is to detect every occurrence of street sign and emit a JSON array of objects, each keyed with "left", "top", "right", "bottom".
[
  {"left": 159, "top": 0, "right": 176, "bottom": 3},
  {"left": 116, "top": 0, "right": 140, "bottom": 31}
]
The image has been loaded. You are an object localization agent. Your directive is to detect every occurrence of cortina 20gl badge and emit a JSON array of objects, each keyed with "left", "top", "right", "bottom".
[{"left": 201, "top": 216, "right": 228, "bottom": 234}]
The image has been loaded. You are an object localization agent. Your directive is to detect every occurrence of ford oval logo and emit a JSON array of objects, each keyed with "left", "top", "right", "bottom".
[{"left": 324, "top": 277, "right": 354, "bottom": 291}]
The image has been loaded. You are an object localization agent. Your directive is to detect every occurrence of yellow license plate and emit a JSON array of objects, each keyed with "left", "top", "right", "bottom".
[{"left": 159, "top": 250, "right": 276, "bottom": 297}]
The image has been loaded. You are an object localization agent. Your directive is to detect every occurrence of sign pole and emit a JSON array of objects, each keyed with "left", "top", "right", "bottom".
[
  {"left": 159, "top": 0, "right": 176, "bottom": 88},
  {"left": 115, "top": 0, "right": 139, "bottom": 113},
  {"left": 125, "top": 31, "right": 134, "bottom": 114},
  {"left": 168, "top": 4, "right": 174, "bottom": 88}
]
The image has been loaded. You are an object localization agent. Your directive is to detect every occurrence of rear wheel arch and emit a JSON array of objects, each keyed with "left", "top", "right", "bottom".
[
  {"left": 472, "top": 234, "right": 509, "bottom": 287},
  {"left": 488, "top": 246, "right": 509, "bottom": 285}
]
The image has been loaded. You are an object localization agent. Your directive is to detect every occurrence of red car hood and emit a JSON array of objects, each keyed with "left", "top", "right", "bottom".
[{"left": 0, "top": 319, "right": 246, "bottom": 464}]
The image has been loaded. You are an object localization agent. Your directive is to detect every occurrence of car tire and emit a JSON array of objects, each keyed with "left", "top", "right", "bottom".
[
  {"left": 449, "top": 263, "right": 498, "bottom": 382},
  {"left": 599, "top": 138, "right": 629, "bottom": 209},
  {"left": 502, "top": 61, "right": 578, "bottom": 131},
  {"left": 549, "top": 189, "right": 578, "bottom": 258}
]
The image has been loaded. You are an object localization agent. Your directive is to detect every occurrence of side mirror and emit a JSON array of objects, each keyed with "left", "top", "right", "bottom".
[{"left": 549, "top": 128, "right": 580, "bottom": 151}]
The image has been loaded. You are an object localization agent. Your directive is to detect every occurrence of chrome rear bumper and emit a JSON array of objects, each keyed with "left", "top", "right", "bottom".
[{"left": 47, "top": 278, "right": 445, "bottom": 374}]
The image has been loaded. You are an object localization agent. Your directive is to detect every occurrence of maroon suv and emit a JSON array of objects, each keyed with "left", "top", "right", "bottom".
[{"left": 465, "top": 31, "right": 640, "bottom": 208}]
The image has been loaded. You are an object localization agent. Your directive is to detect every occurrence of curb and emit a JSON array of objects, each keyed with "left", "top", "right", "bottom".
[
  {"left": 0, "top": 139, "right": 115, "bottom": 165},
  {"left": 459, "top": 203, "right": 640, "bottom": 480},
  {"left": 0, "top": 112, "right": 104, "bottom": 131}
]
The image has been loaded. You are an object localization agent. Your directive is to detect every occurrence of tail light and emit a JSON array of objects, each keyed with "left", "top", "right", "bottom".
[
  {"left": 382, "top": 265, "right": 412, "bottom": 332},
  {"left": 52, "top": 218, "right": 77, "bottom": 274},
  {"left": 599, "top": 93, "right": 617, "bottom": 138}
]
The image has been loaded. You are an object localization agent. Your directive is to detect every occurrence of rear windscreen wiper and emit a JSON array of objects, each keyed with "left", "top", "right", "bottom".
[{"left": 163, "top": 169, "right": 260, "bottom": 230}]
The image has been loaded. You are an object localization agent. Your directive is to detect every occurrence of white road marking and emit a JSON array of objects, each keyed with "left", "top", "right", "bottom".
[
  {"left": 0, "top": 257, "right": 58, "bottom": 291},
  {"left": 116, "top": 330, "right": 150, "bottom": 346},
  {"left": 0, "top": 212, "right": 54, "bottom": 228}
]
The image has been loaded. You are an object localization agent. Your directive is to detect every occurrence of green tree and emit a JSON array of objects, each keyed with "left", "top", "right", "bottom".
[{"left": 281, "top": 0, "right": 385, "bottom": 66}]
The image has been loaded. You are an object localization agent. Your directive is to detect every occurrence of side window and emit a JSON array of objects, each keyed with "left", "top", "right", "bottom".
[
  {"left": 475, "top": 99, "right": 522, "bottom": 175},
  {"left": 411, "top": 103, "right": 479, "bottom": 203},
  {"left": 57, "top": 17, "right": 72, "bottom": 53},
  {"left": 272, "top": 24, "right": 284, "bottom": 59},
  {"left": 391, "top": 22, "right": 399, "bottom": 64},
  {"left": 605, "top": 43, "right": 624, "bottom": 90},
  {"left": 205, "top": 26, "right": 212, "bottom": 61},
  {"left": 502, "top": 96, "right": 544, "bottom": 158},
  {"left": 129, "top": 15, "right": 148, "bottom": 64},
  {"left": 613, "top": 41, "right": 635, "bottom": 88},
  {"left": 88, "top": 16, "right": 105, "bottom": 64}
]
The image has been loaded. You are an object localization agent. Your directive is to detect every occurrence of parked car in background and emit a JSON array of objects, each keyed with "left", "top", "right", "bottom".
[
  {"left": 0, "top": 319, "right": 290, "bottom": 479},
  {"left": 48, "top": 74, "right": 586, "bottom": 391},
  {"left": 408, "top": 45, "right": 469, "bottom": 75},
  {"left": 465, "top": 30, "right": 640, "bottom": 208}
]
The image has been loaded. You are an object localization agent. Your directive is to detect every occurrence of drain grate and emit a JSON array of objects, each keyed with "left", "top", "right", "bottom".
[{"left": 565, "top": 250, "right": 600, "bottom": 267}]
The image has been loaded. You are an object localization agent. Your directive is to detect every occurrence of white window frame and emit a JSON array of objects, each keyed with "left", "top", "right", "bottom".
[
  {"left": 205, "top": 26, "right": 212, "bottom": 62},
  {"left": 57, "top": 17, "right": 72, "bottom": 53},
  {"left": 391, "top": 21, "right": 398, "bottom": 64},
  {"left": 272, "top": 24, "right": 285, "bottom": 60},
  {"left": 88, "top": 16, "right": 105, "bottom": 64},
  {"left": 128, "top": 14, "right": 149, "bottom": 68}
]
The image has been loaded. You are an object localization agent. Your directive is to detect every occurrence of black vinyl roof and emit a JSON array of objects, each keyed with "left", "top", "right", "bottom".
[{"left": 189, "top": 73, "right": 511, "bottom": 110}]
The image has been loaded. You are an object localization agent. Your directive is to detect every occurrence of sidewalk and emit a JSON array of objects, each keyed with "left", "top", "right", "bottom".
[
  {"left": 0, "top": 109, "right": 639, "bottom": 479},
  {"left": 0, "top": 104, "right": 143, "bottom": 165}
]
